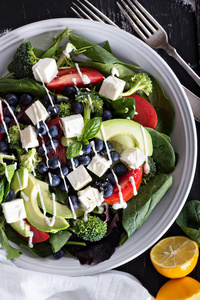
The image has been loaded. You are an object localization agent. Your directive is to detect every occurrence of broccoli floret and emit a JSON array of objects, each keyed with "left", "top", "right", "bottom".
[
  {"left": 122, "top": 73, "right": 152, "bottom": 97},
  {"left": 8, "top": 124, "right": 27, "bottom": 156},
  {"left": 142, "top": 156, "right": 156, "bottom": 185},
  {"left": 58, "top": 102, "right": 71, "bottom": 118},
  {"left": 74, "top": 215, "right": 107, "bottom": 242},
  {"left": 19, "top": 148, "right": 42, "bottom": 173},
  {"left": 76, "top": 91, "right": 103, "bottom": 122},
  {"left": 12, "top": 42, "right": 39, "bottom": 79}
]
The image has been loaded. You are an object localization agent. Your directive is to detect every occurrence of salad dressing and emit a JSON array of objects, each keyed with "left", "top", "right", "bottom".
[
  {"left": 129, "top": 176, "right": 137, "bottom": 196},
  {"left": 28, "top": 231, "right": 34, "bottom": 248},
  {"left": 0, "top": 100, "right": 10, "bottom": 142},
  {"left": 75, "top": 63, "right": 91, "bottom": 85}
]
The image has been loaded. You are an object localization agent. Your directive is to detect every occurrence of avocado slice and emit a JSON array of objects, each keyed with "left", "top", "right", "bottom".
[
  {"left": 10, "top": 168, "right": 29, "bottom": 195},
  {"left": 10, "top": 220, "right": 30, "bottom": 237},
  {"left": 96, "top": 119, "right": 153, "bottom": 155},
  {"left": 36, "top": 177, "right": 83, "bottom": 219},
  {"left": 21, "top": 175, "right": 69, "bottom": 232}
]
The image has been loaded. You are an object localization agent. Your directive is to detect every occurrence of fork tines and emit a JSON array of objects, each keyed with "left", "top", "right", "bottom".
[
  {"left": 71, "top": 0, "right": 118, "bottom": 27},
  {"left": 117, "top": 0, "right": 160, "bottom": 40}
]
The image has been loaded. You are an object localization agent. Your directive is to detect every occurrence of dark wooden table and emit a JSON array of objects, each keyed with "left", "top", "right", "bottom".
[{"left": 1, "top": 0, "right": 200, "bottom": 297}]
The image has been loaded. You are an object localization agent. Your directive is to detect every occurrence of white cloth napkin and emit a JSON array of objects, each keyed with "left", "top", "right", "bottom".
[{"left": 0, "top": 250, "right": 154, "bottom": 300}]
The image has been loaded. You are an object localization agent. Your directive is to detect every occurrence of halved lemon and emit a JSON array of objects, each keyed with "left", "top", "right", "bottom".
[
  {"left": 150, "top": 236, "right": 199, "bottom": 278},
  {"left": 156, "top": 277, "right": 200, "bottom": 300}
]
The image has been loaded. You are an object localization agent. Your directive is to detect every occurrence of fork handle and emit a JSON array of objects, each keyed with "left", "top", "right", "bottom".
[{"left": 164, "top": 44, "right": 200, "bottom": 87}]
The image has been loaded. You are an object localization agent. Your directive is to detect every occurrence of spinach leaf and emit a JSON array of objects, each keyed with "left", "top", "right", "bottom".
[
  {"left": 146, "top": 128, "right": 176, "bottom": 173},
  {"left": 5, "top": 224, "right": 52, "bottom": 258},
  {"left": 176, "top": 200, "right": 200, "bottom": 246},
  {"left": 0, "top": 218, "right": 22, "bottom": 259},
  {"left": 49, "top": 230, "right": 72, "bottom": 253},
  {"left": 104, "top": 96, "right": 135, "bottom": 119},
  {"left": 41, "top": 27, "right": 70, "bottom": 58},
  {"left": 145, "top": 76, "right": 175, "bottom": 135},
  {"left": 122, "top": 174, "right": 173, "bottom": 244},
  {"left": 67, "top": 141, "right": 82, "bottom": 159},
  {"left": 0, "top": 176, "right": 7, "bottom": 204},
  {"left": 0, "top": 77, "right": 48, "bottom": 98},
  {"left": 78, "top": 61, "right": 135, "bottom": 81},
  {"left": 102, "top": 41, "right": 112, "bottom": 53},
  {"left": 69, "top": 34, "right": 138, "bottom": 69}
]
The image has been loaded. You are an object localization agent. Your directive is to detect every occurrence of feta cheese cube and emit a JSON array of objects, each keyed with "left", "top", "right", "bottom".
[
  {"left": 32, "top": 58, "right": 58, "bottom": 83},
  {"left": 77, "top": 186, "right": 104, "bottom": 213},
  {"left": 99, "top": 75, "right": 126, "bottom": 100},
  {"left": 20, "top": 125, "right": 39, "bottom": 150},
  {"left": 87, "top": 154, "right": 111, "bottom": 177},
  {"left": 61, "top": 114, "right": 84, "bottom": 138},
  {"left": 2, "top": 199, "right": 27, "bottom": 224},
  {"left": 25, "top": 100, "right": 49, "bottom": 125},
  {"left": 67, "top": 165, "right": 92, "bottom": 191},
  {"left": 120, "top": 147, "right": 146, "bottom": 169}
]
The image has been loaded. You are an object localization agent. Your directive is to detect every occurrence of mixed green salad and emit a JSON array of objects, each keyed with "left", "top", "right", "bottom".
[{"left": 0, "top": 27, "right": 176, "bottom": 265}]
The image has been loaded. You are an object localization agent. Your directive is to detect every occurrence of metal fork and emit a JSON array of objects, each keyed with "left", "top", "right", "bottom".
[{"left": 71, "top": 0, "right": 200, "bottom": 121}]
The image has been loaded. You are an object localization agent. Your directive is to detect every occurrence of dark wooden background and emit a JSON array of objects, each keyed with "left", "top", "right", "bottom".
[{"left": 1, "top": 0, "right": 200, "bottom": 297}]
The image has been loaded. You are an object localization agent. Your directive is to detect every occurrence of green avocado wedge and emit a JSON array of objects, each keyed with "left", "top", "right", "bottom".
[
  {"left": 21, "top": 175, "right": 69, "bottom": 232},
  {"left": 10, "top": 168, "right": 29, "bottom": 195},
  {"left": 10, "top": 220, "right": 30, "bottom": 237},
  {"left": 96, "top": 119, "right": 153, "bottom": 155},
  {"left": 36, "top": 177, "right": 83, "bottom": 219}
]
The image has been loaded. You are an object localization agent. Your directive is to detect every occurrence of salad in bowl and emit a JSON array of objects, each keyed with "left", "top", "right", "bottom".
[{"left": 0, "top": 24, "right": 177, "bottom": 266}]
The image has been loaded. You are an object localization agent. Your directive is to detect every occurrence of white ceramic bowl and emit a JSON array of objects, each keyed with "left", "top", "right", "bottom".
[{"left": 0, "top": 19, "right": 197, "bottom": 276}]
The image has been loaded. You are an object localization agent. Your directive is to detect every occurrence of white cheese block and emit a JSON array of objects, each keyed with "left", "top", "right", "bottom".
[
  {"left": 67, "top": 165, "right": 92, "bottom": 191},
  {"left": 32, "top": 58, "right": 58, "bottom": 83},
  {"left": 87, "top": 154, "right": 111, "bottom": 177},
  {"left": 99, "top": 75, "right": 126, "bottom": 100},
  {"left": 120, "top": 147, "right": 146, "bottom": 169},
  {"left": 25, "top": 100, "right": 49, "bottom": 125},
  {"left": 61, "top": 114, "right": 84, "bottom": 138},
  {"left": 2, "top": 199, "right": 27, "bottom": 224},
  {"left": 20, "top": 125, "right": 39, "bottom": 150},
  {"left": 77, "top": 186, "right": 104, "bottom": 213}
]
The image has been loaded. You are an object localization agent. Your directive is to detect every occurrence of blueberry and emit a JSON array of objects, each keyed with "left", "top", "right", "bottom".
[
  {"left": 35, "top": 122, "right": 47, "bottom": 136},
  {"left": 41, "top": 95, "right": 56, "bottom": 108},
  {"left": 110, "top": 151, "right": 120, "bottom": 162},
  {"left": 56, "top": 166, "right": 69, "bottom": 177},
  {"left": 93, "top": 138, "right": 104, "bottom": 152},
  {"left": 38, "top": 145, "right": 49, "bottom": 157},
  {"left": 113, "top": 163, "right": 127, "bottom": 177},
  {"left": 47, "top": 104, "right": 60, "bottom": 117},
  {"left": 4, "top": 105, "right": 15, "bottom": 117},
  {"left": 59, "top": 179, "right": 71, "bottom": 191},
  {"left": 20, "top": 93, "right": 33, "bottom": 106},
  {"left": 82, "top": 143, "right": 92, "bottom": 155},
  {"left": 66, "top": 158, "right": 79, "bottom": 170},
  {"left": 93, "top": 181, "right": 103, "bottom": 191},
  {"left": 101, "top": 142, "right": 113, "bottom": 155},
  {"left": 102, "top": 110, "right": 112, "bottom": 121},
  {"left": 0, "top": 123, "right": 6, "bottom": 134},
  {"left": 78, "top": 155, "right": 91, "bottom": 166},
  {"left": 62, "top": 86, "right": 77, "bottom": 99},
  {"left": 67, "top": 195, "right": 79, "bottom": 210},
  {"left": 0, "top": 140, "right": 8, "bottom": 152},
  {"left": 102, "top": 182, "right": 113, "bottom": 197},
  {"left": 71, "top": 101, "right": 83, "bottom": 114},
  {"left": 49, "top": 125, "right": 59, "bottom": 138},
  {"left": 5, "top": 93, "right": 18, "bottom": 106},
  {"left": 37, "top": 161, "right": 48, "bottom": 174},
  {"left": 4, "top": 117, "right": 11, "bottom": 125},
  {"left": 45, "top": 173, "right": 61, "bottom": 186},
  {"left": 6, "top": 189, "right": 15, "bottom": 201},
  {"left": 106, "top": 173, "right": 117, "bottom": 186},
  {"left": 53, "top": 248, "right": 64, "bottom": 259},
  {"left": 47, "top": 138, "right": 59, "bottom": 150},
  {"left": 48, "top": 157, "right": 61, "bottom": 169}
]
